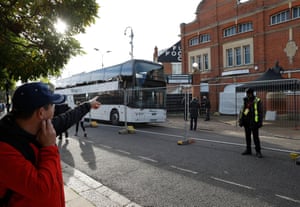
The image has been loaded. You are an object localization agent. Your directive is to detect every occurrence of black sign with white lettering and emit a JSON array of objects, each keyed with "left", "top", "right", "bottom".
[{"left": 158, "top": 41, "right": 181, "bottom": 62}]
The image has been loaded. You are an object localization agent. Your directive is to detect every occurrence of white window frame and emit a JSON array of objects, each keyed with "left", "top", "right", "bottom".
[
  {"left": 293, "top": 6, "right": 300, "bottom": 19},
  {"left": 189, "top": 37, "right": 199, "bottom": 46},
  {"left": 223, "top": 38, "right": 254, "bottom": 69},
  {"left": 271, "top": 10, "right": 290, "bottom": 25},
  {"left": 188, "top": 48, "right": 211, "bottom": 73}
]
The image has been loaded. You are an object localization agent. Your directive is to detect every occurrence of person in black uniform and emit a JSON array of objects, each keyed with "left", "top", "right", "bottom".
[
  {"left": 202, "top": 96, "right": 211, "bottom": 121},
  {"left": 239, "top": 88, "right": 263, "bottom": 158},
  {"left": 189, "top": 97, "right": 200, "bottom": 130}
]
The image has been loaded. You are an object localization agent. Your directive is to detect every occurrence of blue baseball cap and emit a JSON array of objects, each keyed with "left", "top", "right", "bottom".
[{"left": 12, "top": 82, "right": 66, "bottom": 112}]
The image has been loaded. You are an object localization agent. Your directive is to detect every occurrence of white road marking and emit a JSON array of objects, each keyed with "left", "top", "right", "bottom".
[
  {"left": 138, "top": 156, "right": 158, "bottom": 163},
  {"left": 170, "top": 165, "right": 198, "bottom": 174},
  {"left": 134, "top": 129, "right": 184, "bottom": 138},
  {"left": 115, "top": 149, "right": 131, "bottom": 155},
  {"left": 210, "top": 176, "right": 255, "bottom": 190},
  {"left": 275, "top": 194, "right": 300, "bottom": 204},
  {"left": 99, "top": 144, "right": 112, "bottom": 149}
]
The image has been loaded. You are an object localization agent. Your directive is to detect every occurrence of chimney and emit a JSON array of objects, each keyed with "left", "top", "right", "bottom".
[{"left": 153, "top": 46, "right": 158, "bottom": 62}]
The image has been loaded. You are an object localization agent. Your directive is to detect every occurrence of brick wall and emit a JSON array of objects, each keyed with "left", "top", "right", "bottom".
[{"left": 181, "top": 0, "right": 300, "bottom": 85}]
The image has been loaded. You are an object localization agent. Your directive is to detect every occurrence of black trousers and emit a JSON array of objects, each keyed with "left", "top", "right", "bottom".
[
  {"left": 244, "top": 127, "right": 261, "bottom": 152},
  {"left": 205, "top": 109, "right": 210, "bottom": 120},
  {"left": 58, "top": 130, "right": 68, "bottom": 139},
  {"left": 76, "top": 121, "right": 86, "bottom": 133},
  {"left": 190, "top": 117, "right": 198, "bottom": 130}
]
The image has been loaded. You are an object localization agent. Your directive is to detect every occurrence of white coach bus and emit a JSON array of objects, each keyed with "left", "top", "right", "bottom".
[{"left": 55, "top": 59, "right": 167, "bottom": 125}]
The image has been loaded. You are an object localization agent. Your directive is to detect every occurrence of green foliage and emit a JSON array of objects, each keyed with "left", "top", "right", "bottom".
[{"left": 0, "top": 0, "right": 99, "bottom": 86}]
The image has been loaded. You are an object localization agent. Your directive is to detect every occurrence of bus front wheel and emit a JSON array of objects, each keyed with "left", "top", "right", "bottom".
[{"left": 110, "top": 110, "right": 119, "bottom": 125}]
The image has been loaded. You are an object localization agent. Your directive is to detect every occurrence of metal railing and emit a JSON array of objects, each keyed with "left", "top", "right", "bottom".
[{"left": 166, "top": 79, "right": 300, "bottom": 130}]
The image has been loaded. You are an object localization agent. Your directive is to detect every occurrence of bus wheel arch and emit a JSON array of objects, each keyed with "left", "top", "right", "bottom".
[{"left": 110, "top": 109, "right": 120, "bottom": 125}]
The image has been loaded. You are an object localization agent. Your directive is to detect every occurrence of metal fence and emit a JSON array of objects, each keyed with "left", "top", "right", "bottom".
[
  {"left": 1, "top": 79, "right": 299, "bottom": 131},
  {"left": 166, "top": 79, "right": 300, "bottom": 130}
]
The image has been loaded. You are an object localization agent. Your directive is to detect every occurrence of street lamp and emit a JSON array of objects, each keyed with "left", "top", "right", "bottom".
[
  {"left": 94, "top": 48, "right": 112, "bottom": 68},
  {"left": 124, "top": 26, "right": 134, "bottom": 59}
]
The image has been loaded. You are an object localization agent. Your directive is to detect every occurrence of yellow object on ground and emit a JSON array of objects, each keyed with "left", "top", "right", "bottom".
[
  {"left": 289, "top": 152, "right": 299, "bottom": 160},
  {"left": 90, "top": 121, "right": 98, "bottom": 127}
]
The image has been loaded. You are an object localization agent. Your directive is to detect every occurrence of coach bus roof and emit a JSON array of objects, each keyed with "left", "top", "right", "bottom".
[{"left": 55, "top": 59, "right": 163, "bottom": 89}]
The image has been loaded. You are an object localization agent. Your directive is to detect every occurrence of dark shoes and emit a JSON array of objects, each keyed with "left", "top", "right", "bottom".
[
  {"left": 242, "top": 150, "right": 263, "bottom": 158},
  {"left": 256, "top": 152, "right": 263, "bottom": 158},
  {"left": 242, "top": 150, "right": 252, "bottom": 155}
]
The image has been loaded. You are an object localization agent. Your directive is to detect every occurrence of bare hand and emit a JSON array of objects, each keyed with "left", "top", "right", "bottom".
[
  {"left": 37, "top": 119, "right": 57, "bottom": 147},
  {"left": 89, "top": 96, "right": 101, "bottom": 109}
]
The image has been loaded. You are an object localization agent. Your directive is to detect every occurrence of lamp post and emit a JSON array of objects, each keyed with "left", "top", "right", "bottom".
[
  {"left": 124, "top": 26, "right": 134, "bottom": 59},
  {"left": 94, "top": 48, "right": 112, "bottom": 68}
]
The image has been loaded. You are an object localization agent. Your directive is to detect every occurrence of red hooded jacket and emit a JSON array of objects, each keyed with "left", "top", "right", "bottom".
[{"left": 0, "top": 102, "right": 91, "bottom": 207}]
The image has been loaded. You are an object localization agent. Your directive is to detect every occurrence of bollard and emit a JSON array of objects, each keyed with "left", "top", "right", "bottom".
[{"left": 118, "top": 125, "right": 136, "bottom": 134}]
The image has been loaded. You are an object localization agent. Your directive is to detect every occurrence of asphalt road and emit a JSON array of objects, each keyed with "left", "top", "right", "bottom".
[{"left": 59, "top": 123, "right": 300, "bottom": 207}]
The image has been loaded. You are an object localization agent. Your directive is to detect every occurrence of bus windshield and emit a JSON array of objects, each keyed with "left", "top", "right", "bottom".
[{"left": 135, "top": 61, "right": 165, "bottom": 88}]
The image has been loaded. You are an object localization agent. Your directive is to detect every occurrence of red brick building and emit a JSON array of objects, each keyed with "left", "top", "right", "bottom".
[{"left": 180, "top": 0, "right": 300, "bottom": 96}]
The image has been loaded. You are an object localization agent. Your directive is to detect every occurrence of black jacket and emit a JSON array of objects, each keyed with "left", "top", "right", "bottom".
[
  {"left": 54, "top": 103, "right": 71, "bottom": 117},
  {"left": 189, "top": 99, "right": 200, "bottom": 118},
  {"left": 239, "top": 96, "right": 263, "bottom": 129}
]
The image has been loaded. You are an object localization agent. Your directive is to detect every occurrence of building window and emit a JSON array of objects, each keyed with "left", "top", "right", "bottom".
[
  {"left": 223, "top": 38, "right": 253, "bottom": 69},
  {"left": 196, "top": 55, "right": 202, "bottom": 70},
  {"left": 271, "top": 10, "right": 290, "bottom": 25},
  {"left": 243, "top": 45, "right": 251, "bottom": 64},
  {"left": 171, "top": 63, "right": 182, "bottom": 74},
  {"left": 189, "top": 37, "right": 199, "bottom": 46},
  {"left": 224, "top": 26, "right": 236, "bottom": 37},
  {"left": 200, "top": 34, "right": 211, "bottom": 43},
  {"left": 203, "top": 54, "right": 209, "bottom": 70},
  {"left": 293, "top": 7, "right": 300, "bottom": 19},
  {"left": 226, "top": 48, "right": 233, "bottom": 67},
  {"left": 190, "top": 56, "right": 195, "bottom": 72},
  {"left": 235, "top": 47, "right": 242, "bottom": 66},
  {"left": 224, "top": 45, "right": 252, "bottom": 67},
  {"left": 189, "top": 48, "right": 211, "bottom": 73},
  {"left": 238, "top": 22, "right": 253, "bottom": 33}
]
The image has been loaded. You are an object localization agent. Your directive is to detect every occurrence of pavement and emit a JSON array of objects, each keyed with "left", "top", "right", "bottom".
[
  {"left": 64, "top": 114, "right": 299, "bottom": 207},
  {"left": 63, "top": 161, "right": 141, "bottom": 207}
]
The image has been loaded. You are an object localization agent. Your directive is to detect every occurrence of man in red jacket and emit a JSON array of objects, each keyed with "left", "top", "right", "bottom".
[{"left": 0, "top": 82, "right": 101, "bottom": 207}]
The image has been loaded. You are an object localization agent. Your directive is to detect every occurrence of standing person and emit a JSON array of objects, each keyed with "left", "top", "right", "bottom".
[
  {"left": 189, "top": 97, "right": 200, "bottom": 130},
  {"left": 0, "top": 82, "right": 101, "bottom": 207},
  {"left": 75, "top": 102, "right": 87, "bottom": 137},
  {"left": 54, "top": 102, "right": 71, "bottom": 140},
  {"left": 239, "top": 88, "right": 263, "bottom": 158},
  {"left": 203, "top": 96, "right": 211, "bottom": 121}
]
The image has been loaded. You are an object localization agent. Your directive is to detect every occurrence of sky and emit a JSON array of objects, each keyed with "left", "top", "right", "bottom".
[{"left": 59, "top": 0, "right": 200, "bottom": 79}]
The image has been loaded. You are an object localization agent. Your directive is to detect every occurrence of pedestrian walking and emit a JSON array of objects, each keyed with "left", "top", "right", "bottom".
[
  {"left": 0, "top": 82, "right": 101, "bottom": 207},
  {"left": 202, "top": 96, "right": 211, "bottom": 121},
  {"left": 75, "top": 117, "right": 87, "bottom": 137},
  {"left": 189, "top": 97, "right": 200, "bottom": 130},
  {"left": 74, "top": 102, "right": 87, "bottom": 137},
  {"left": 239, "top": 88, "right": 263, "bottom": 158},
  {"left": 54, "top": 102, "right": 71, "bottom": 141}
]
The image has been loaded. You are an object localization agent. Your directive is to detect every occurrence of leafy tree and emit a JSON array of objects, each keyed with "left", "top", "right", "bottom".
[{"left": 0, "top": 0, "right": 99, "bottom": 85}]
